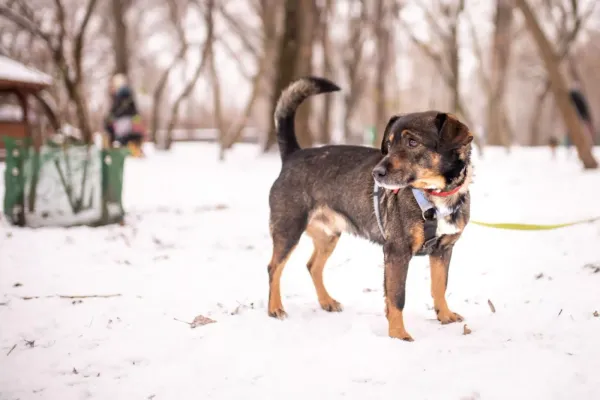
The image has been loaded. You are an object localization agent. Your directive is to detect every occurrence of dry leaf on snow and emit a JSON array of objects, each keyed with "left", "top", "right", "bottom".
[
  {"left": 190, "top": 315, "right": 216, "bottom": 328},
  {"left": 463, "top": 324, "right": 472, "bottom": 335}
]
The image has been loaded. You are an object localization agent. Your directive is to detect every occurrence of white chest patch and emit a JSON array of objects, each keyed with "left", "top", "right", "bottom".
[
  {"left": 436, "top": 216, "right": 460, "bottom": 236},
  {"left": 433, "top": 202, "right": 460, "bottom": 236}
]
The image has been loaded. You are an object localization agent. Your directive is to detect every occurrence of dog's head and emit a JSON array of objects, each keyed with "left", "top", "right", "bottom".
[{"left": 372, "top": 111, "right": 473, "bottom": 191}]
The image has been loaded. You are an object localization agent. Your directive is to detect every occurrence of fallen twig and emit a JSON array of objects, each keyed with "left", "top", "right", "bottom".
[
  {"left": 20, "top": 294, "right": 121, "bottom": 300},
  {"left": 58, "top": 294, "right": 121, "bottom": 299},
  {"left": 173, "top": 317, "right": 191, "bottom": 326},
  {"left": 487, "top": 299, "right": 496, "bottom": 313},
  {"left": 6, "top": 344, "right": 16, "bottom": 356},
  {"left": 558, "top": 309, "right": 563, "bottom": 316}
]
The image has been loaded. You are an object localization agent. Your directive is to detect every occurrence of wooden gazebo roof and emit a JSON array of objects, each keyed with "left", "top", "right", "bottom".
[
  {"left": 0, "top": 55, "right": 52, "bottom": 92},
  {"left": 0, "top": 57, "right": 54, "bottom": 159}
]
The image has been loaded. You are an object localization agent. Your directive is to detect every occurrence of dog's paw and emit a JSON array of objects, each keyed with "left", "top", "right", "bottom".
[
  {"left": 389, "top": 329, "right": 414, "bottom": 342},
  {"left": 320, "top": 298, "right": 343, "bottom": 312},
  {"left": 268, "top": 308, "right": 288, "bottom": 319},
  {"left": 436, "top": 308, "right": 464, "bottom": 325}
]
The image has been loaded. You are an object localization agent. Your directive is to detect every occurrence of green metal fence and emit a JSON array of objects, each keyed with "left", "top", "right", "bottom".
[{"left": 2, "top": 136, "right": 128, "bottom": 227}]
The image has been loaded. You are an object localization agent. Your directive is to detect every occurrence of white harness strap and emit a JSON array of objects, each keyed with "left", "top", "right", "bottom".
[
  {"left": 373, "top": 182, "right": 386, "bottom": 238},
  {"left": 373, "top": 182, "right": 456, "bottom": 243},
  {"left": 411, "top": 187, "right": 436, "bottom": 219}
]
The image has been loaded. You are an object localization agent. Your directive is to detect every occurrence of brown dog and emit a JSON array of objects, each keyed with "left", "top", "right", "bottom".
[{"left": 267, "top": 77, "right": 474, "bottom": 341}]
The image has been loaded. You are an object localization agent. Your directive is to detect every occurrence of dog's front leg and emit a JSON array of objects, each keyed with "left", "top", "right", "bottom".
[
  {"left": 430, "top": 246, "right": 464, "bottom": 324},
  {"left": 383, "top": 243, "right": 413, "bottom": 341}
]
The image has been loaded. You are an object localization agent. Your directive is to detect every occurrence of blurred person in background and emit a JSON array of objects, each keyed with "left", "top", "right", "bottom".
[{"left": 104, "top": 73, "right": 146, "bottom": 157}]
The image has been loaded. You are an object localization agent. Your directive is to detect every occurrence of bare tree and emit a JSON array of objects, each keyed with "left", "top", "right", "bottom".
[
  {"left": 400, "top": 0, "right": 480, "bottom": 147},
  {"left": 163, "top": 0, "right": 214, "bottom": 150},
  {"left": 111, "top": 0, "right": 130, "bottom": 76},
  {"left": 466, "top": 13, "right": 515, "bottom": 150},
  {"left": 293, "top": 0, "right": 317, "bottom": 147},
  {"left": 205, "top": 1, "right": 224, "bottom": 160},
  {"left": 527, "top": 0, "right": 595, "bottom": 146},
  {"left": 516, "top": 0, "right": 597, "bottom": 168},
  {"left": 486, "top": 0, "right": 514, "bottom": 147},
  {"left": 373, "top": 0, "right": 393, "bottom": 147},
  {"left": 149, "top": 0, "right": 190, "bottom": 145},
  {"left": 317, "top": 0, "right": 334, "bottom": 145},
  {"left": 216, "top": 0, "right": 278, "bottom": 156},
  {"left": 264, "top": 0, "right": 303, "bottom": 151},
  {"left": 340, "top": 0, "right": 368, "bottom": 143},
  {"left": 0, "top": 0, "right": 100, "bottom": 142}
]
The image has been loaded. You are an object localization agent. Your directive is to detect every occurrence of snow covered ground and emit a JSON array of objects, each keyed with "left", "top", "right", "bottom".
[{"left": 1, "top": 143, "right": 599, "bottom": 400}]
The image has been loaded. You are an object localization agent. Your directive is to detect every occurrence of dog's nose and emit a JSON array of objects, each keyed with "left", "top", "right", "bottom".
[{"left": 372, "top": 165, "right": 387, "bottom": 179}]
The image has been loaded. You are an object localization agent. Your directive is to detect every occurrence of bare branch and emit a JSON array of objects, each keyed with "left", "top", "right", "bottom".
[
  {"left": 216, "top": 35, "right": 253, "bottom": 80},
  {"left": 556, "top": 0, "right": 596, "bottom": 58},
  {"left": 418, "top": 2, "right": 450, "bottom": 40},
  {"left": 165, "top": 0, "right": 215, "bottom": 145},
  {"left": 399, "top": 21, "right": 453, "bottom": 85},
  {"left": 216, "top": 2, "right": 261, "bottom": 58},
  {"left": 73, "top": 0, "right": 100, "bottom": 83},
  {"left": 465, "top": 13, "right": 491, "bottom": 93},
  {"left": 0, "top": 6, "right": 52, "bottom": 46},
  {"left": 167, "top": 0, "right": 188, "bottom": 46}
]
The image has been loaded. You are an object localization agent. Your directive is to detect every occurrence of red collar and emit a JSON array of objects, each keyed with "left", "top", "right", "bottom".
[
  {"left": 391, "top": 185, "right": 462, "bottom": 197},
  {"left": 424, "top": 185, "right": 462, "bottom": 197}
]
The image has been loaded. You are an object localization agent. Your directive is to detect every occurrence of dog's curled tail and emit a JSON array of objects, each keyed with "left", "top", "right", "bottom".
[{"left": 274, "top": 76, "right": 340, "bottom": 162}]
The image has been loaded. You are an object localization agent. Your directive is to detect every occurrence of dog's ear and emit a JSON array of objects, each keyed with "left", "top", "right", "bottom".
[
  {"left": 435, "top": 113, "right": 473, "bottom": 150},
  {"left": 380, "top": 115, "right": 401, "bottom": 155}
]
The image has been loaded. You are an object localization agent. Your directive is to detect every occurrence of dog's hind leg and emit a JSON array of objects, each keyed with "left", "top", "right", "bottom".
[
  {"left": 305, "top": 224, "right": 342, "bottom": 312},
  {"left": 267, "top": 214, "right": 307, "bottom": 319}
]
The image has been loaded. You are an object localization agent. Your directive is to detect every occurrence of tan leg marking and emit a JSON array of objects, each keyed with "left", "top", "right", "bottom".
[
  {"left": 267, "top": 244, "right": 297, "bottom": 319},
  {"left": 430, "top": 252, "right": 463, "bottom": 324},
  {"left": 385, "top": 297, "right": 413, "bottom": 341},
  {"left": 305, "top": 224, "right": 342, "bottom": 312}
]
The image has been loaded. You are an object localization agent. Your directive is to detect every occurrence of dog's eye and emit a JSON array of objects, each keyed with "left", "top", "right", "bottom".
[{"left": 407, "top": 138, "right": 418, "bottom": 148}]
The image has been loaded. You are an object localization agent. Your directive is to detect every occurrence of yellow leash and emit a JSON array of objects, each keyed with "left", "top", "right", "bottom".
[{"left": 470, "top": 217, "right": 600, "bottom": 231}]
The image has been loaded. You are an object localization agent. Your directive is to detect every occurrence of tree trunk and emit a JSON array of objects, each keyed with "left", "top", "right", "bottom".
[
  {"left": 343, "top": 96, "right": 352, "bottom": 145},
  {"left": 341, "top": 0, "right": 367, "bottom": 144},
  {"left": 221, "top": 55, "right": 266, "bottom": 151},
  {"left": 206, "top": 7, "right": 225, "bottom": 160},
  {"left": 264, "top": 0, "right": 300, "bottom": 152},
  {"left": 150, "top": 46, "right": 186, "bottom": 144},
  {"left": 219, "top": 2, "right": 275, "bottom": 153},
  {"left": 164, "top": 1, "right": 214, "bottom": 150},
  {"left": 529, "top": 80, "right": 551, "bottom": 146},
  {"left": 447, "top": 0, "right": 464, "bottom": 115},
  {"left": 111, "top": 0, "right": 129, "bottom": 76},
  {"left": 293, "top": 0, "right": 316, "bottom": 148},
  {"left": 318, "top": 0, "right": 333, "bottom": 145},
  {"left": 486, "top": 0, "right": 514, "bottom": 147},
  {"left": 32, "top": 91, "right": 60, "bottom": 131},
  {"left": 516, "top": 0, "right": 597, "bottom": 168},
  {"left": 374, "top": 0, "right": 389, "bottom": 148}
]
